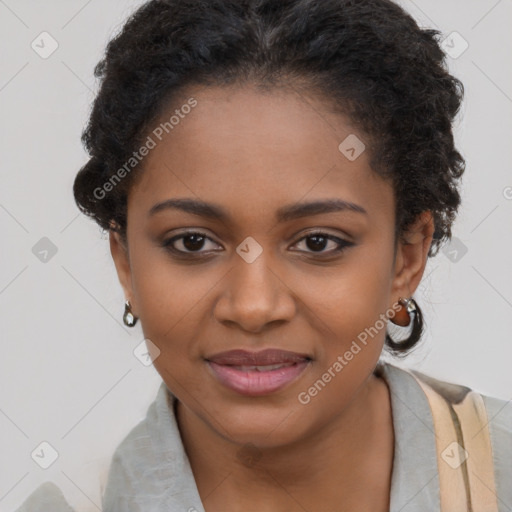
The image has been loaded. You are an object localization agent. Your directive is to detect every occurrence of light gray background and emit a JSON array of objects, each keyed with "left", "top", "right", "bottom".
[{"left": 1, "top": 0, "right": 511, "bottom": 510}]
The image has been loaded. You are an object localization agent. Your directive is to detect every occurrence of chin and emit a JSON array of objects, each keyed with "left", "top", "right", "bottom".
[{"left": 210, "top": 401, "right": 309, "bottom": 448}]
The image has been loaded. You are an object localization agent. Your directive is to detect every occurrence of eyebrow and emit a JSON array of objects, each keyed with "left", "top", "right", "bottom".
[{"left": 148, "top": 197, "right": 367, "bottom": 223}]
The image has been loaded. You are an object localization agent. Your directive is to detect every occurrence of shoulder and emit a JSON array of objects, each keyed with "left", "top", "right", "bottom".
[
  {"left": 101, "top": 382, "right": 172, "bottom": 508},
  {"left": 380, "top": 361, "right": 512, "bottom": 508},
  {"left": 387, "top": 362, "right": 511, "bottom": 441},
  {"left": 408, "top": 366, "right": 511, "bottom": 436},
  {"left": 14, "top": 481, "right": 75, "bottom": 512},
  {"left": 13, "top": 389, "right": 166, "bottom": 512},
  {"left": 415, "top": 367, "right": 512, "bottom": 507},
  {"left": 100, "top": 382, "right": 204, "bottom": 511},
  {"left": 379, "top": 361, "right": 511, "bottom": 427}
]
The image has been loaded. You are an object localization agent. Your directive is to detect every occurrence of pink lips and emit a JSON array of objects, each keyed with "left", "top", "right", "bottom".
[{"left": 206, "top": 349, "right": 311, "bottom": 396}]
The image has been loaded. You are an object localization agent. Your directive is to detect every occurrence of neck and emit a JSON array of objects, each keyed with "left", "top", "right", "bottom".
[{"left": 176, "top": 371, "right": 394, "bottom": 511}]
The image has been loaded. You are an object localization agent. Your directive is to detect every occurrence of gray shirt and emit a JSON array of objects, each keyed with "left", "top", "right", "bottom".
[{"left": 15, "top": 361, "right": 512, "bottom": 511}]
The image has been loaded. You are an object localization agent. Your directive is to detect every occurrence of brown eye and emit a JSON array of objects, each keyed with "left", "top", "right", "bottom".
[
  {"left": 291, "top": 232, "right": 353, "bottom": 255},
  {"left": 162, "top": 231, "right": 220, "bottom": 254}
]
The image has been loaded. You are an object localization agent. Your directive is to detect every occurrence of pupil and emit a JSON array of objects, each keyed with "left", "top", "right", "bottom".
[
  {"left": 183, "top": 234, "right": 205, "bottom": 251},
  {"left": 307, "top": 235, "right": 327, "bottom": 251}
]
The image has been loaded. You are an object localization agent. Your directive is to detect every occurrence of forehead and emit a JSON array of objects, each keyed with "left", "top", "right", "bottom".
[{"left": 128, "top": 84, "right": 394, "bottom": 227}]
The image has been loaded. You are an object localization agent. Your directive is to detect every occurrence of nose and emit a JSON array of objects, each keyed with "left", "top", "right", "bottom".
[{"left": 213, "top": 250, "right": 296, "bottom": 334}]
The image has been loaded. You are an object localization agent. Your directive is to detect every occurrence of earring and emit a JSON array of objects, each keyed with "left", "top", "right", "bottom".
[
  {"left": 386, "top": 296, "right": 423, "bottom": 353},
  {"left": 123, "top": 300, "right": 138, "bottom": 327},
  {"left": 391, "top": 296, "right": 417, "bottom": 327}
]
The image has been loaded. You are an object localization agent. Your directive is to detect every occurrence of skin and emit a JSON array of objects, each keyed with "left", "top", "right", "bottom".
[{"left": 110, "top": 84, "right": 434, "bottom": 511}]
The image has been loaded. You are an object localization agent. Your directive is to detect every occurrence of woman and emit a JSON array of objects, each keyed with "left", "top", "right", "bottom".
[{"left": 16, "top": 0, "right": 511, "bottom": 510}]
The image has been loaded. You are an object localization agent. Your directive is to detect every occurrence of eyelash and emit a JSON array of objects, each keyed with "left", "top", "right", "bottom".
[{"left": 161, "top": 230, "right": 354, "bottom": 258}]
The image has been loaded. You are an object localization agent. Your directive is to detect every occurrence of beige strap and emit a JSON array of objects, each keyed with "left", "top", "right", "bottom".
[{"left": 408, "top": 371, "right": 499, "bottom": 512}]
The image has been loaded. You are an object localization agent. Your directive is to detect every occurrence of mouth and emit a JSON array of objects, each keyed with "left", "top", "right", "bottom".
[{"left": 205, "top": 349, "right": 312, "bottom": 396}]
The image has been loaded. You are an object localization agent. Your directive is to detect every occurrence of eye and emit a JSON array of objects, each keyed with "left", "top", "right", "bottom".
[
  {"left": 162, "top": 230, "right": 354, "bottom": 258},
  {"left": 290, "top": 231, "right": 354, "bottom": 255},
  {"left": 162, "top": 231, "right": 221, "bottom": 255}
]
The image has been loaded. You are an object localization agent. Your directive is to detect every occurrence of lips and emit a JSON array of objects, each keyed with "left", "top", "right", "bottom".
[
  {"left": 205, "top": 349, "right": 312, "bottom": 396},
  {"left": 206, "top": 349, "right": 311, "bottom": 366}
]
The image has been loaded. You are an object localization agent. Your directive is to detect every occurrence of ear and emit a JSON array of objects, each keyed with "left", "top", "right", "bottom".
[
  {"left": 391, "top": 211, "right": 435, "bottom": 299},
  {"left": 109, "top": 230, "right": 136, "bottom": 312}
]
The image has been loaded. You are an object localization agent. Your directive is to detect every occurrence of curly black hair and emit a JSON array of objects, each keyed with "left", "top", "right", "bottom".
[{"left": 73, "top": 0, "right": 465, "bottom": 356}]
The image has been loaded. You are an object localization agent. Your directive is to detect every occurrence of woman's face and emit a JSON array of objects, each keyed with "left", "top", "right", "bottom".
[{"left": 111, "top": 84, "right": 432, "bottom": 447}]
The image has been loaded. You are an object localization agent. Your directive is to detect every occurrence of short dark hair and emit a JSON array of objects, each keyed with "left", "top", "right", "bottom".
[{"left": 73, "top": 0, "right": 465, "bottom": 355}]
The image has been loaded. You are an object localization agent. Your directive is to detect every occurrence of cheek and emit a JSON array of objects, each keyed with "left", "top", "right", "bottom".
[
  {"left": 294, "top": 250, "right": 394, "bottom": 406},
  {"left": 294, "top": 269, "right": 392, "bottom": 421},
  {"left": 134, "top": 259, "right": 208, "bottom": 397},
  {"left": 301, "top": 253, "right": 393, "bottom": 344},
  {"left": 128, "top": 248, "right": 212, "bottom": 352}
]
